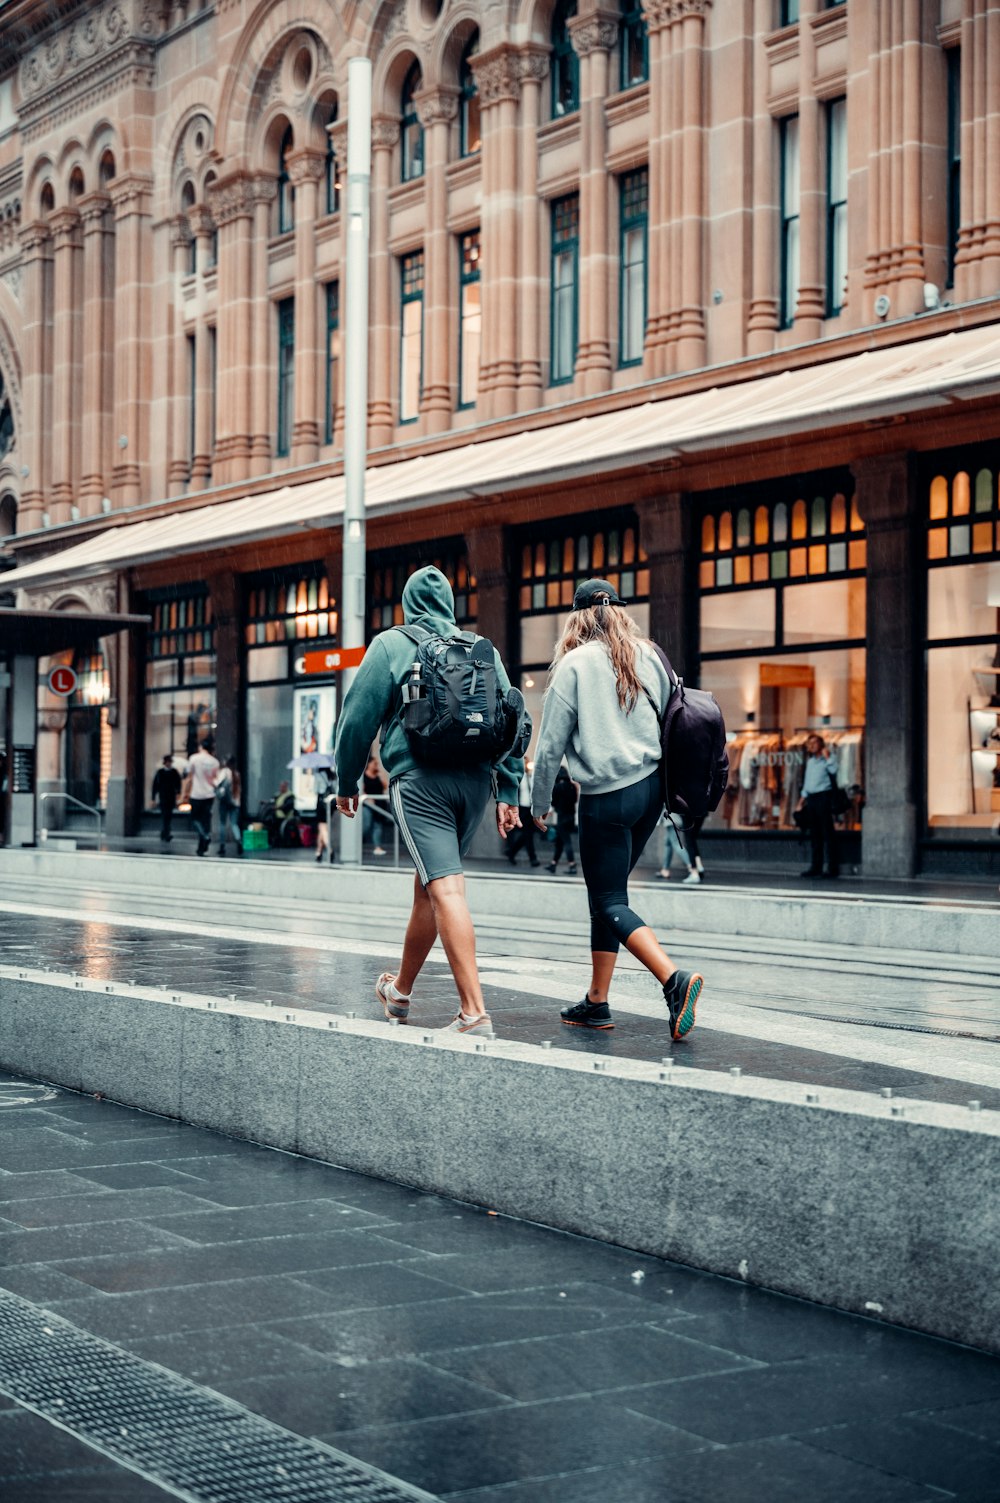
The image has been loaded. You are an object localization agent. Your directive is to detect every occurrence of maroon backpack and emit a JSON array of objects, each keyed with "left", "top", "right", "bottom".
[{"left": 645, "top": 643, "right": 730, "bottom": 825}]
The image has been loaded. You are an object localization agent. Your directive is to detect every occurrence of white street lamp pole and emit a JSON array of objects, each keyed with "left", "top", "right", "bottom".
[{"left": 339, "top": 56, "right": 372, "bottom": 866}]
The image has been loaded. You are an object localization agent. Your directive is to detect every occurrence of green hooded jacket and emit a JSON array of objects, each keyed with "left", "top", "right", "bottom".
[{"left": 334, "top": 565, "right": 524, "bottom": 806}]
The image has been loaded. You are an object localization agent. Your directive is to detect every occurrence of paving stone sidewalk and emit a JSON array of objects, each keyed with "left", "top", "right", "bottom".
[{"left": 0, "top": 1070, "right": 999, "bottom": 1501}]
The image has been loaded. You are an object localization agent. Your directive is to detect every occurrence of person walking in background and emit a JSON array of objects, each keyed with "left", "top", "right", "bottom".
[
  {"left": 215, "top": 756, "right": 242, "bottom": 857},
  {"left": 531, "top": 579, "right": 704, "bottom": 1040},
  {"left": 547, "top": 766, "right": 578, "bottom": 875},
  {"left": 362, "top": 754, "right": 394, "bottom": 857},
  {"left": 186, "top": 738, "right": 220, "bottom": 857},
  {"left": 658, "top": 813, "right": 705, "bottom": 884},
  {"left": 335, "top": 565, "right": 524, "bottom": 1038},
  {"left": 314, "top": 767, "right": 333, "bottom": 863},
  {"left": 798, "top": 734, "right": 840, "bottom": 879},
  {"left": 505, "top": 764, "right": 540, "bottom": 867},
  {"left": 152, "top": 754, "right": 181, "bottom": 843}
]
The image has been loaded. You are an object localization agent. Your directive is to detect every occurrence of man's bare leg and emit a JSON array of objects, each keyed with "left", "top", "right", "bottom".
[
  {"left": 395, "top": 874, "right": 437, "bottom": 996},
  {"left": 425, "top": 873, "right": 487, "bottom": 1018}
]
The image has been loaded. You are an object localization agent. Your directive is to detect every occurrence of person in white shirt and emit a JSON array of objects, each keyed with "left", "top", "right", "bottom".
[
  {"left": 186, "top": 739, "right": 220, "bottom": 857},
  {"left": 797, "top": 734, "right": 840, "bottom": 879}
]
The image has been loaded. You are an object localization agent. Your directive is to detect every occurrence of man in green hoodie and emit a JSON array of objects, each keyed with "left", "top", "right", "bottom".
[{"left": 335, "top": 565, "right": 524, "bottom": 1037}]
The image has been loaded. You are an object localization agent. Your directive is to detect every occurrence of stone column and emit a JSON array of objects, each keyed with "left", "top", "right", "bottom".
[
  {"left": 287, "top": 148, "right": 325, "bottom": 465},
  {"left": 747, "top": 0, "right": 778, "bottom": 352},
  {"left": 330, "top": 120, "right": 350, "bottom": 441},
  {"left": 642, "top": 0, "right": 669, "bottom": 376},
  {"left": 465, "top": 525, "right": 511, "bottom": 663},
  {"left": 853, "top": 452, "right": 918, "bottom": 878},
  {"left": 516, "top": 47, "right": 549, "bottom": 410},
  {"left": 189, "top": 204, "right": 216, "bottom": 487},
  {"left": 474, "top": 46, "right": 521, "bottom": 420},
  {"left": 165, "top": 216, "right": 190, "bottom": 492},
  {"left": 793, "top": 0, "right": 824, "bottom": 337},
  {"left": 78, "top": 193, "right": 112, "bottom": 515},
  {"left": 416, "top": 86, "right": 460, "bottom": 432},
  {"left": 206, "top": 569, "right": 241, "bottom": 770},
  {"left": 369, "top": 117, "right": 399, "bottom": 446},
  {"left": 249, "top": 175, "right": 277, "bottom": 474},
  {"left": 676, "top": 5, "right": 709, "bottom": 368},
  {"left": 570, "top": 12, "right": 618, "bottom": 394},
  {"left": 635, "top": 493, "right": 696, "bottom": 678},
  {"left": 16, "top": 222, "right": 50, "bottom": 530},
  {"left": 48, "top": 206, "right": 82, "bottom": 523},
  {"left": 209, "top": 173, "right": 254, "bottom": 484},
  {"left": 167, "top": 216, "right": 192, "bottom": 495},
  {"left": 109, "top": 175, "right": 153, "bottom": 507}
]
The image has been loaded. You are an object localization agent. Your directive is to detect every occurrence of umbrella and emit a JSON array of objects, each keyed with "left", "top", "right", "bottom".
[{"left": 287, "top": 753, "right": 336, "bottom": 770}]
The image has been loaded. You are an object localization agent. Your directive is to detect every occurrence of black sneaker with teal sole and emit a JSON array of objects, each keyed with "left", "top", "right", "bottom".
[
  {"left": 664, "top": 970, "right": 703, "bottom": 1041},
  {"left": 560, "top": 998, "right": 614, "bottom": 1030}
]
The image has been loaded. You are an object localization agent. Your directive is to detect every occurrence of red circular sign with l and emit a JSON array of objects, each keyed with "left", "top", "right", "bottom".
[{"left": 48, "top": 665, "right": 77, "bottom": 697}]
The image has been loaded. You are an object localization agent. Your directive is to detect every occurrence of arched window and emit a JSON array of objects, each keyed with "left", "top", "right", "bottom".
[
  {"left": 181, "top": 181, "right": 197, "bottom": 274},
  {"left": 619, "top": 0, "right": 648, "bottom": 90},
  {"left": 401, "top": 63, "right": 424, "bottom": 182},
  {"left": 551, "top": 0, "right": 579, "bottom": 118},
  {"left": 0, "top": 492, "right": 16, "bottom": 539},
  {"left": 40, "top": 182, "right": 54, "bottom": 215},
  {"left": 324, "top": 101, "right": 339, "bottom": 214},
  {"left": 459, "top": 34, "right": 481, "bottom": 157},
  {"left": 99, "top": 150, "right": 116, "bottom": 187},
  {"left": 0, "top": 372, "right": 13, "bottom": 464},
  {"left": 277, "top": 127, "right": 294, "bottom": 233}
]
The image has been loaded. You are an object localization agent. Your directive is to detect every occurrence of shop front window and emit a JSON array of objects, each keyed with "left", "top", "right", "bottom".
[
  {"left": 515, "top": 516, "right": 650, "bottom": 758},
  {"left": 698, "top": 479, "right": 867, "bottom": 834},
  {"left": 244, "top": 565, "right": 338, "bottom": 815},
  {"left": 925, "top": 458, "right": 1000, "bottom": 839},
  {"left": 61, "top": 645, "right": 112, "bottom": 812},
  {"left": 142, "top": 588, "right": 216, "bottom": 808}
]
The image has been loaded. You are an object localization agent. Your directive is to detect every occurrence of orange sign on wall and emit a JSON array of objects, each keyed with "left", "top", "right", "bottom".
[
  {"left": 300, "top": 646, "right": 366, "bottom": 675},
  {"left": 759, "top": 664, "right": 815, "bottom": 689}
]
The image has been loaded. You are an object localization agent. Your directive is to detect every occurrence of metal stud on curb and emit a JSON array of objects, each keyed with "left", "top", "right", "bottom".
[
  {"left": 264, "top": 999, "right": 273, "bottom": 1008},
  {"left": 388, "top": 1018, "right": 399, "bottom": 1027},
  {"left": 285, "top": 1013, "right": 296, "bottom": 1022},
  {"left": 880, "top": 1087, "right": 893, "bottom": 1099},
  {"left": 422, "top": 1033, "right": 435, "bottom": 1044},
  {"left": 658, "top": 1070, "right": 673, "bottom": 1082},
  {"left": 475, "top": 1042, "right": 487, "bottom": 1054},
  {"left": 593, "top": 1061, "right": 606, "bottom": 1072},
  {"left": 228, "top": 993, "right": 237, "bottom": 1002},
  {"left": 327, "top": 1019, "right": 339, "bottom": 1029},
  {"left": 891, "top": 1104, "right": 905, "bottom": 1117},
  {"left": 74, "top": 981, "right": 84, "bottom": 989},
  {"left": 968, "top": 1100, "right": 982, "bottom": 1112},
  {"left": 730, "top": 1066, "right": 742, "bottom": 1078},
  {"left": 206, "top": 1001, "right": 216, "bottom": 1010},
  {"left": 347, "top": 1011, "right": 356, "bottom": 1019},
  {"left": 540, "top": 1040, "right": 552, "bottom": 1049},
  {"left": 172, "top": 994, "right": 182, "bottom": 1003},
  {"left": 806, "top": 1091, "right": 819, "bottom": 1104},
  {"left": 105, "top": 984, "right": 114, "bottom": 993}
]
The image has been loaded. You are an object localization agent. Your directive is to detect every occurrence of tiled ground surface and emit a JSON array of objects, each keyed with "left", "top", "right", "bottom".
[
  {"left": 3, "top": 907, "right": 999, "bottom": 1110},
  {"left": 1, "top": 1071, "right": 999, "bottom": 1502}
]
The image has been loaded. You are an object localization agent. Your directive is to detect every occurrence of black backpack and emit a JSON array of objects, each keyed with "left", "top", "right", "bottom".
[
  {"left": 396, "top": 625, "right": 531, "bottom": 768},
  {"left": 645, "top": 643, "right": 730, "bottom": 824}
]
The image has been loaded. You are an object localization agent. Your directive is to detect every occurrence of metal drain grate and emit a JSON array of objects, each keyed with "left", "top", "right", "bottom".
[{"left": 0, "top": 1291, "right": 439, "bottom": 1503}]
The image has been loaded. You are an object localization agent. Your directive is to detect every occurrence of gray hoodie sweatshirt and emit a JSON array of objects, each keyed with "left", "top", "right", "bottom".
[{"left": 530, "top": 640, "right": 673, "bottom": 817}]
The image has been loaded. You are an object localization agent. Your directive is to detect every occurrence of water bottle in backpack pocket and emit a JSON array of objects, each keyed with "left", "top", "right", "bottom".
[{"left": 397, "top": 626, "right": 530, "bottom": 767}]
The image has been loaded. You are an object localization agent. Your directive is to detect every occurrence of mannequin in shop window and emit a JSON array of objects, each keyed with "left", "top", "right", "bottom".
[{"left": 797, "top": 734, "right": 840, "bottom": 879}]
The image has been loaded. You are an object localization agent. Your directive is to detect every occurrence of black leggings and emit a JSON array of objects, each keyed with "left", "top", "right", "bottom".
[{"left": 578, "top": 769, "right": 663, "bottom": 954}]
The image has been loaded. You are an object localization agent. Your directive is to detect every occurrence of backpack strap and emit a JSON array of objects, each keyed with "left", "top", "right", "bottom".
[{"left": 395, "top": 624, "right": 432, "bottom": 646}]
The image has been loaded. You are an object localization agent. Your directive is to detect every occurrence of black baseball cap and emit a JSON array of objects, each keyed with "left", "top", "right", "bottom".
[{"left": 573, "top": 578, "right": 625, "bottom": 610}]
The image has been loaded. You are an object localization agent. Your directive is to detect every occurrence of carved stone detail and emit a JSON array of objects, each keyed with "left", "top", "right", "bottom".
[
  {"left": 187, "top": 203, "right": 215, "bottom": 239},
  {"left": 515, "top": 47, "right": 550, "bottom": 85},
  {"left": 286, "top": 147, "right": 326, "bottom": 187},
  {"left": 472, "top": 47, "right": 521, "bottom": 108},
  {"left": 1, "top": 267, "right": 22, "bottom": 303},
  {"left": 372, "top": 116, "right": 401, "bottom": 151},
  {"left": 568, "top": 16, "right": 619, "bottom": 56},
  {"left": 109, "top": 173, "right": 154, "bottom": 216},
  {"left": 48, "top": 207, "right": 82, "bottom": 249},
  {"left": 207, "top": 173, "right": 254, "bottom": 225},
  {"left": 641, "top": 0, "right": 711, "bottom": 30},
  {"left": 19, "top": 1, "right": 138, "bottom": 100},
  {"left": 415, "top": 86, "right": 459, "bottom": 128}
]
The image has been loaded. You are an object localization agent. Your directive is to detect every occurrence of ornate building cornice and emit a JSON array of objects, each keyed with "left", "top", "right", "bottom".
[
  {"left": 18, "top": 220, "right": 51, "bottom": 257},
  {"left": 187, "top": 203, "right": 215, "bottom": 239},
  {"left": 109, "top": 172, "right": 153, "bottom": 216},
  {"left": 641, "top": 0, "right": 711, "bottom": 32},
  {"left": 48, "top": 206, "right": 82, "bottom": 248}
]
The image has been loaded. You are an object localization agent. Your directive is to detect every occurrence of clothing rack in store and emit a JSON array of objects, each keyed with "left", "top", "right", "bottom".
[{"left": 792, "top": 725, "right": 865, "bottom": 733}]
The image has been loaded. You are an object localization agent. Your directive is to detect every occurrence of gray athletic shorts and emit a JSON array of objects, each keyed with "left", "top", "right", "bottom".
[{"left": 389, "top": 766, "right": 492, "bottom": 886}]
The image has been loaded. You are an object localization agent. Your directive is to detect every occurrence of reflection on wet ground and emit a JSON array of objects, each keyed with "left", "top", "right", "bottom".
[{"left": 2, "top": 908, "right": 999, "bottom": 1113}]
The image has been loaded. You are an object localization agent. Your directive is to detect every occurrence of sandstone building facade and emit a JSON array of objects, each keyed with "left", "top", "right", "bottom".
[{"left": 0, "top": 0, "right": 999, "bottom": 879}]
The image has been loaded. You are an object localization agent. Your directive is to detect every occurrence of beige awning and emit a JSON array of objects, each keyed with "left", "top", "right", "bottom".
[{"left": 5, "top": 322, "right": 1000, "bottom": 591}]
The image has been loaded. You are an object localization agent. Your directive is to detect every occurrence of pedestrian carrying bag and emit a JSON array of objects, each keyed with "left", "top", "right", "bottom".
[
  {"left": 396, "top": 626, "right": 531, "bottom": 767},
  {"left": 644, "top": 643, "right": 730, "bottom": 824}
]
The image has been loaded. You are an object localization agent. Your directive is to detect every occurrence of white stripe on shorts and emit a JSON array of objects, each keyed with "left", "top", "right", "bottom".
[{"left": 389, "top": 777, "right": 430, "bottom": 886}]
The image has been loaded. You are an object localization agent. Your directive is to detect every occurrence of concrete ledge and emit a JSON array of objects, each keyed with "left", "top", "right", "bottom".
[
  {"left": 1, "top": 965, "right": 997, "bottom": 1355},
  {"left": 2, "top": 847, "right": 999, "bottom": 959}
]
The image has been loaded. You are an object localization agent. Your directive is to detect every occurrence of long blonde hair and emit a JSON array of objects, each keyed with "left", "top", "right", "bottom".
[{"left": 551, "top": 603, "right": 647, "bottom": 712}]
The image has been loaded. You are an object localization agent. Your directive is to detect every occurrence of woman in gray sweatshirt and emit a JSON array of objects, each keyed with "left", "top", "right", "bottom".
[{"left": 531, "top": 578, "right": 704, "bottom": 1040}]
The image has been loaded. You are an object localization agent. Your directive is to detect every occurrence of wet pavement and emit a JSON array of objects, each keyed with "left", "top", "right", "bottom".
[
  {"left": 1, "top": 1068, "right": 1000, "bottom": 1501},
  {"left": 2, "top": 905, "right": 999, "bottom": 1114}
]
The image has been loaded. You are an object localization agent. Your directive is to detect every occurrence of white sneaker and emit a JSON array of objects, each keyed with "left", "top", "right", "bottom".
[
  {"left": 442, "top": 1012, "right": 495, "bottom": 1038},
  {"left": 682, "top": 870, "right": 702, "bottom": 885},
  {"left": 373, "top": 846, "right": 387, "bottom": 857},
  {"left": 657, "top": 868, "right": 671, "bottom": 879}
]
